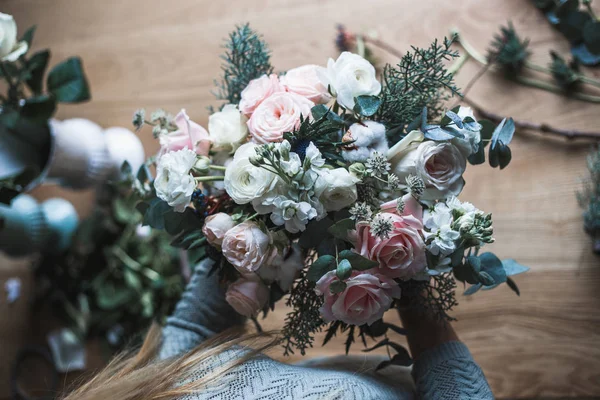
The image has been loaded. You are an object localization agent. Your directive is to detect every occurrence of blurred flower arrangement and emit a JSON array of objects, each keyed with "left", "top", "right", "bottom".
[
  {"left": 131, "top": 24, "right": 529, "bottom": 366},
  {"left": 34, "top": 167, "right": 183, "bottom": 348},
  {"left": 0, "top": 12, "right": 91, "bottom": 203},
  {"left": 578, "top": 146, "right": 600, "bottom": 253}
]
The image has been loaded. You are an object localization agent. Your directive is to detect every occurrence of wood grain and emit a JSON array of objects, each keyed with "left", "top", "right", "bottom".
[{"left": 1, "top": 0, "right": 599, "bottom": 398}]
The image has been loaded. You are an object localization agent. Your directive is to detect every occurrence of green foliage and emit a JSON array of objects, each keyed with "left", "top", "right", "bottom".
[
  {"left": 281, "top": 269, "right": 325, "bottom": 356},
  {"left": 47, "top": 57, "right": 91, "bottom": 103},
  {"left": 34, "top": 180, "right": 183, "bottom": 348},
  {"left": 488, "top": 22, "right": 531, "bottom": 72},
  {"left": 307, "top": 255, "right": 336, "bottom": 282},
  {"left": 353, "top": 95, "right": 382, "bottom": 117},
  {"left": 488, "top": 117, "right": 515, "bottom": 169},
  {"left": 533, "top": 0, "right": 600, "bottom": 65},
  {"left": 550, "top": 51, "right": 580, "bottom": 90},
  {"left": 578, "top": 145, "right": 600, "bottom": 253},
  {"left": 397, "top": 273, "right": 458, "bottom": 322},
  {"left": 377, "top": 37, "right": 460, "bottom": 143},
  {"left": 214, "top": 24, "right": 273, "bottom": 104}
]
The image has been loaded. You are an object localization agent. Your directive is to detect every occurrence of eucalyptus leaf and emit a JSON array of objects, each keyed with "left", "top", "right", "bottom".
[
  {"left": 571, "top": 43, "right": 600, "bottom": 65},
  {"left": 329, "top": 280, "right": 347, "bottom": 294},
  {"left": 501, "top": 259, "right": 530, "bottom": 276},
  {"left": 497, "top": 143, "right": 512, "bottom": 170},
  {"left": 423, "top": 125, "right": 461, "bottom": 141},
  {"left": 307, "top": 255, "right": 336, "bottom": 282},
  {"left": 327, "top": 218, "right": 355, "bottom": 242},
  {"left": 443, "top": 110, "right": 463, "bottom": 129},
  {"left": 353, "top": 95, "right": 382, "bottom": 117},
  {"left": 311, "top": 104, "right": 329, "bottom": 120},
  {"left": 583, "top": 20, "right": 600, "bottom": 54},
  {"left": 463, "top": 283, "right": 483, "bottom": 296},
  {"left": 336, "top": 259, "right": 352, "bottom": 280},
  {"left": 47, "top": 57, "right": 91, "bottom": 103},
  {"left": 338, "top": 249, "right": 379, "bottom": 270},
  {"left": 506, "top": 277, "right": 521, "bottom": 296},
  {"left": 467, "top": 144, "right": 485, "bottom": 165},
  {"left": 300, "top": 217, "right": 333, "bottom": 249},
  {"left": 478, "top": 252, "right": 507, "bottom": 285},
  {"left": 491, "top": 118, "right": 515, "bottom": 149}
]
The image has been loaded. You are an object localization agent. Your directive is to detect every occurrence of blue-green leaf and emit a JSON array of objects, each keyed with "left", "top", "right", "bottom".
[
  {"left": 307, "top": 255, "right": 336, "bottom": 282},
  {"left": 502, "top": 259, "right": 530, "bottom": 276},
  {"left": 47, "top": 57, "right": 91, "bottom": 103},
  {"left": 353, "top": 95, "right": 382, "bottom": 117},
  {"left": 327, "top": 218, "right": 355, "bottom": 241},
  {"left": 336, "top": 259, "right": 352, "bottom": 280},
  {"left": 464, "top": 283, "right": 483, "bottom": 295},
  {"left": 338, "top": 250, "right": 379, "bottom": 271}
]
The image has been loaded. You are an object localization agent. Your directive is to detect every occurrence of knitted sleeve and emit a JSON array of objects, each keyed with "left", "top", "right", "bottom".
[
  {"left": 411, "top": 341, "right": 494, "bottom": 400},
  {"left": 158, "top": 258, "right": 245, "bottom": 360}
]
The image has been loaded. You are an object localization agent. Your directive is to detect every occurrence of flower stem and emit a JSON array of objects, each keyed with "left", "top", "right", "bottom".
[
  {"left": 209, "top": 165, "right": 227, "bottom": 171},
  {"left": 362, "top": 36, "right": 404, "bottom": 60},
  {"left": 447, "top": 53, "right": 470, "bottom": 76},
  {"left": 515, "top": 75, "right": 600, "bottom": 103},
  {"left": 194, "top": 176, "right": 225, "bottom": 182}
]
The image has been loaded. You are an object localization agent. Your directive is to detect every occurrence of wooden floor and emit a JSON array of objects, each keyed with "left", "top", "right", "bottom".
[{"left": 1, "top": 0, "right": 600, "bottom": 398}]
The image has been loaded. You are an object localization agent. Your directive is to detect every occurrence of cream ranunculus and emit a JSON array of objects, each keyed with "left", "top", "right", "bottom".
[
  {"left": 202, "top": 212, "right": 236, "bottom": 247},
  {"left": 390, "top": 138, "right": 466, "bottom": 202},
  {"left": 322, "top": 52, "right": 381, "bottom": 110},
  {"left": 0, "top": 13, "right": 28, "bottom": 62},
  {"left": 281, "top": 64, "right": 332, "bottom": 104},
  {"left": 222, "top": 221, "right": 274, "bottom": 273},
  {"left": 154, "top": 148, "right": 197, "bottom": 212},
  {"left": 316, "top": 168, "right": 360, "bottom": 212},
  {"left": 208, "top": 104, "right": 248, "bottom": 153},
  {"left": 224, "top": 142, "right": 278, "bottom": 204},
  {"left": 247, "top": 91, "right": 314, "bottom": 144}
]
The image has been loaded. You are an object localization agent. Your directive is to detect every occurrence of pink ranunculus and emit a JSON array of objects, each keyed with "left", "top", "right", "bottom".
[
  {"left": 222, "top": 221, "right": 274, "bottom": 273},
  {"left": 280, "top": 64, "right": 332, "bottom": 104},
  {"left": 225, "top": 275, "right": 269, "bottom": 317},
  {"left": 159, "top": 110, "right": 211, "bottom": 156},
  {"left": 356, "top": 211, "right": 427, "bottom": 279},
  {"left": 380, "top": 192, "right": 423, "bottom": 221},
  {"left": 239, "top": 74, "right": 285, "bottom": 116},
  {"left": 247, "top": 91, "right": 314, "bottom": 144},
  {"left": 315, "top": 270, "right": 401, "bottom": 326},
  {"left": 202, "top": 212, "right": 236, "bottom": 247}
]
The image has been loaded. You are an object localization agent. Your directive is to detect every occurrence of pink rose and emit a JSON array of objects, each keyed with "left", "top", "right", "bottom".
[
  {"left": 159, "top": 110, "right": 211, "bottom": 156},
  {"left": 281, "top": 65, "right": 331, "bottom": 104},
  {"left": 226, "top": 275, "right": 269, "bottom": 317},
  {"left": 202, "top": 212, "right": 236, "bottom": 247},
  {"left": 356, "top": 211, "right": 426, "bottom": 279},
  {"left": 316, "top": 270, "right": 401, "bottom": 326},
  {"left": 239, "top": 74, "right": 284, "bottom": 116},
  {"left": 247, "top": 92, "right": 314, "bottom": 144},
  {"left": 222, "top": 221, "right": 274, "bottom": 273}
]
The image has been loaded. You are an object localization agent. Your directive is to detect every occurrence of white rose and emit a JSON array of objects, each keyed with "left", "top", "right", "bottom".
[
  {"left": 224, "top": 142, "right": 277, "bottom": 204},
  {"left": 154, "top": 148, "right": 197, "bottom": 212},
  {"left": 451, "top": 106, "right": 482, "bottom": 157},
  {"left": 342, "top": 121, "right": 388, "bottom": 163},
  {"left": 222, "top": 221, "right": 274, "bottom": 273},
  {"left": 390, "top": 139, "right": 466, "bottom": 202},
  {"left": 0, "top": 13, "right": 27, "bottom": 62},
  {"left": 317, "top": 168, "right": 359, "bottom": 211},
  {"left": 202, "top": 213, "right": 236, "bottom": 247},
  {"left": 258, "top": 244, "right": 304, "bottom": 291},
  {"left": 208, "top": 104, "right": 248, "bottom": 153},
  {"left": 281, "top": 64, "right": 332, "bottom": 104},
  {"left": 322, "top": 52, "right": 381, "bottom": 110}
]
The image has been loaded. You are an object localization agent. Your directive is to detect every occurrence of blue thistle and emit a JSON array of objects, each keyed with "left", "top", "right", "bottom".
[{"left": 291, "top": 139, "right": 311, "bottom": 162}]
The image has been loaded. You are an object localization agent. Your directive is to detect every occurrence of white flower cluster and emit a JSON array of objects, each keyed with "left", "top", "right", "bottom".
[
  {"left": 423, "top": 196, "right": 485, "bottom": 259},
  {"left": 226, "top": 140, "right": 358, "bottom": 233}
]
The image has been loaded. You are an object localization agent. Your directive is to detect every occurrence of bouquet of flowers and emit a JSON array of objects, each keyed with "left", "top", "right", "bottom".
[{"left": 133, "top": 24, "right": 528, "bottom": 362}]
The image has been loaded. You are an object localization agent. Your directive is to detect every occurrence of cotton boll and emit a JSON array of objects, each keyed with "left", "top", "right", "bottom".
[{"left": 104, "top": 127, "right": 146, "bottom": 178}]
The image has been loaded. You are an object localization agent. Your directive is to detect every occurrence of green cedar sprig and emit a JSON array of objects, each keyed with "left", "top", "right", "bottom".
[{"left": 214, "top": 24, "right": 273, "bottom": 105}]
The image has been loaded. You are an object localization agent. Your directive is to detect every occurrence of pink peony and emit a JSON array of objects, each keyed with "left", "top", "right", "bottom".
[
  {"left": 247, "top": 91, "right": 314, "bottom": 144},
  {"left": 316, "top": 270, "right": 401, "bottom": 326},
  {"left": 239, "top": 74, "right": 285, "bottom": 116},
  {"left": 280, "top": 64, "right": 332, "bottom": 104},
  {"left": 356, "top": 206, "right": 426, "bottom": 279},
  {"left": 222, "top": 221, "right": 274, "bottom": 273},
  {"left": 225, "top": 275, "right": 269, "bottom": 317},
  {"left": 202, "top": 212, "right": 236, "bottom": 247},
  {"left": 159, "top": 110, "right": 211, "bottom": 156}
]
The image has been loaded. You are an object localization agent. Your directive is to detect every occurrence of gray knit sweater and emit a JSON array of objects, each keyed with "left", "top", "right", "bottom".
[{"left": 159, "top": 260, "right": 494, "bottom": 399}]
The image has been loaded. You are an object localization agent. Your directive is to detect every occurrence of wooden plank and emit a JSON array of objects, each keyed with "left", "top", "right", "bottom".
[{"left": 1, "top": 0, "right": 599, "bottom": 398}]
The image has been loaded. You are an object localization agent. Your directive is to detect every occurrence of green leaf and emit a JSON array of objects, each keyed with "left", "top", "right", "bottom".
[
  {"left": 558, "top": 11, "right": 592, "bottom": 43},
  {"left": 138, "top": 198, "right": 171, "bottom": 230},
  {"left": 442, "top": 110, "right": 463, "bottom": 129},
  {"left": 20, "top": 26, "right": 36, "bottom": 48},
  {"left": 467, "top": 144, "right": 485, "bottom": 165},
  {"left": 112, "top": 196, "right": 136, "bottom": 224},
  {"left": 25, "top": 50, "right": 50, "bottom": 94},
  {"left": 555, "top": 0, "right": 580, "bottom": 18},
  {"left": 464, "top": 283, "right": 483, "bottom": 295},
  {"left": 329, "top": 280, "right": 347, "bottom": 294},
  {"left": 491, "top": 118, "right": 515, "bottom": 149},
  {"left": 506, "top": 277, "right": 521, "bottom": 296},
  {"left": 423, "top": 125, "right": 462, "bottom": 141},
  {"left": 163, "top": 207, "right": 201, "bottom": 236},
  {"left": 353, "top": 95, "right": 382, "bottom": 117},
  {"left": 454, "top": 256, "right": 481, "bottom": 284},
  {"left": 478, "top": 252, "right": 507, "bottom": 285},
  {"left": 20, "top": 95, "right": 57, "bottom": 123},
  {"left": 307, "top": 255, "right": 336, "bottom": 282},
  {"left": 47, "top": 57, "right": 91, "bottom": 103},
  {"left": 571, "top": 43, "right": 600, "bottom": 65},
  {"left": 479, "top": 120, "right": 495, "bottom": 147},
  {"left": 478, "top": 271, "right": 496, "bottom": 286},
  {"left": 300, "top": 217, "right": 333, "bottom": 249},
  {"left": 327, "top": 218, "right": 355, "bottom": 241},
  {"left": 376, "top": 351, "right": 413, "bottom": 370},
  {"left": 311, "top": 104, "right": 329, "bottom": 120},
  {"left": 497, "top": 143, "right": 512, "bottom": 169},
  {"left": 338, "top": 249, "right": 379, "bottom": 270},
  {"left": 501, "top": 259, "right": 530, "bottom": 276},
  {"left": 336, "top": 259, "right": 352, "bottom": 280},
  {"left": 583, "top": 20, "right": 600, "bottom": 55},
  {"left": 0, "top": 108, "right": 20, "bottom": 129}
]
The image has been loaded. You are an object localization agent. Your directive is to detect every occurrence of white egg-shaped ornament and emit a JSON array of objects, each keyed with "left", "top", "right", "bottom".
[
  {"left": 103, "top": 126, "right": 146, "bottom": 178},
  {"left": 40, "top": 198, "right": 79, "bottom": 253},
  {"left": 46, "top": 119, "right": 113, "bottom": 189},
  {"left": 0, "top": 194, "right": 49, "bottom": 257}
]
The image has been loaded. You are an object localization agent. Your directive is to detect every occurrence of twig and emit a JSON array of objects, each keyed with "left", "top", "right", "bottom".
[
  {"left": 361, "top": 36, "right": 404, "bottom": 60},
  {"left": 461, "top": 96, "right": 600, "bottom": 141}
]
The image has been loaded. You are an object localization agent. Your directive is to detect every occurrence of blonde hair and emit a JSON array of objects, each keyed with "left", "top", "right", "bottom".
[{"left": 63, "top": 324, "right": 279, "bottom": 400}]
